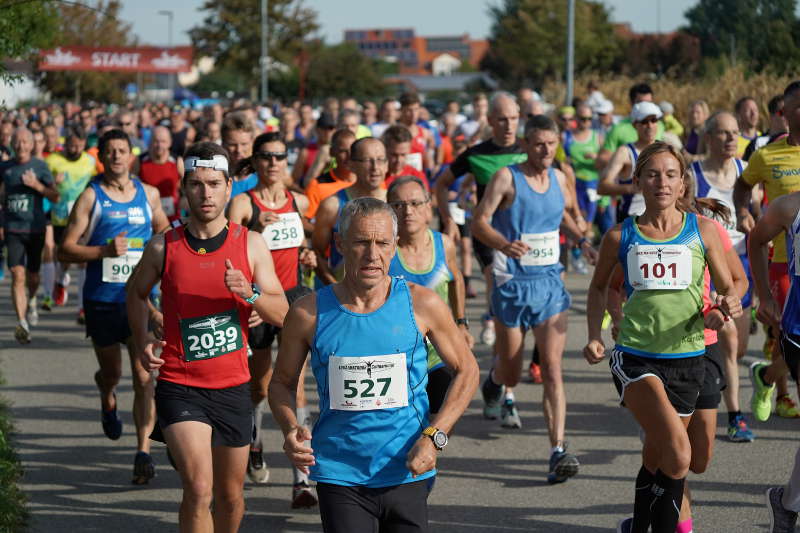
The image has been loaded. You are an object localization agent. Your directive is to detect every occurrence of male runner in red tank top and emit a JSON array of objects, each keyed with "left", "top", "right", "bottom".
[
  {"left": 128, "top": 141, "right": 287, "bottom": 532},
  {"left": 135, "top": 126, "right": 184, "bottom": 222},
  {"left": 398, "top": 93, "right": 434, "bottom": 172}
]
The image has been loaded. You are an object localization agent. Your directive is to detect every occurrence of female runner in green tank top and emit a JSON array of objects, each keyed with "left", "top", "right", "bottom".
[{"left": 583, "top": 141, "right": 742, "bottom": 533}]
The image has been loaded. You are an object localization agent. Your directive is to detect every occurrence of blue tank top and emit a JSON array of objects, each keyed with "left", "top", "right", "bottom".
[
  {"left": 84, "top": 178, "right": 153, "bottom": 303},
  {"left": 490, "top": 165, "right": 564, "bottom": 283},
  {"left": 783, "top": 209, "right": 800, "bottom": 335},
  {"left": 309, "top": 276, "right": 434, "bottom": 488},
  {"left": 388, "top": 230, "right": 453, "bottom": 296},
  {"left": 230, "top": 172, "right": 258, "bottom": 198},
  {"left": 692, "top": 159, "right": 746, "bottom": 255}
]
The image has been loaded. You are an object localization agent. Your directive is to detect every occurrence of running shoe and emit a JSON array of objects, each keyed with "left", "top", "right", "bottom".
[
  {"left": 528, "top": 361, "right": 543, "bottom": 384},
  {"left": 53, "top": 283, "right": 68, "bottom": 306},
  {"left": 481, "top": 374, "right": 504, "bottom": 420},
  {"left": 76, "top": 308, "right": 85, "bottom": 325},
  {"left": 479, "top": 314, "right": 496, "bottom": 346},
  {"left": 291, "top": 482, "right": 318, "bottom": 509},
  {"left": 14, "top": 323, "right": 31, "bottom": 344},
  {"left": 41, "top": 295, "right": 54, "bottom": 311},
  {"left": 500, "top": 399, "right": 522, "bottom": 429},
  {"left": 727, "top": 414, "right": 755, "bottom": 442},
  {"left": 572, "top": 256, "right": 589, "bottom": 275},
  {"left": 776, "top": 395, "right": 800, "bottom": 418},
  {"left": 616, "top": 517, "right": 633, "bottom": 533},
  {"left": 132, "top": 451, "right": 156, "bottom": 485},
  {"left": 26, "top": 299, "right": 38, "bottom": 327},
  {"left": 101, "top": 394, "right": 123, "bottom": 441},
  {"left": 247, "top": 446, "right": 270, "bottom": 484},
  {"left": 767, "top": 487, "right": 798, "bottom": 533},
  {"left": 547, "top": 444, "right": 579, "bottom": 484},
  {"left": 750, "top": 361, "right": 775, "bottom": 422}
]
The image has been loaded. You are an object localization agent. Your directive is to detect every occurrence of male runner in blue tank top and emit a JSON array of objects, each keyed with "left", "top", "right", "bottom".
[
  {"left": 472, "top": 115, "right": 596, "bottom": 484},
  {"left": 269, "top": 197, "right": 478, "bottom": 532},
  {"left": 749, "top": 189, "right": 800, "bottom": 531},
  {"left": 58, "top": 129, "right": 169, "bottom": 484}
]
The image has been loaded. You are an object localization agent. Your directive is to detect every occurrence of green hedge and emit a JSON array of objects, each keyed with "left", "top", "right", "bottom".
[{"left": 0, "top": 372, "right": 26, "bottom": 533}]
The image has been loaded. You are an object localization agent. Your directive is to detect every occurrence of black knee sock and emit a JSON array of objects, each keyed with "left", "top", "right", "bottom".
[
  {"left": 531, "top": 345, "right": 540, "bottom": 365},
  {"left": 649, "top": 469, "right": 685, "bottom": 533},
  {"left": 632, "top": 466, "right": 655, "bottom": 532},
  {"left": 728, "top": 410, "right": 742, "bottom": 424}
]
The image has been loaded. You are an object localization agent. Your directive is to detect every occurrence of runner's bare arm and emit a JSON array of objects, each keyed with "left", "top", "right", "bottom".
[
  {"left": 584, "top": 226, "right": 622, "bottom": 363},
  {"left": 442, "top": 233, "right": 473, "bottom": 348},
  {"left": 597, "top": 146, "right": 634, "bottom": 196},
  {"left": 57, "top": 186, "right": 109, "bottom": 263},
  {"left": 247, "top": 231, "right": 289, "bottom": 327},
  {"left": 269, "top": 295, "right": 317, "bottom": 472},
  {"left": 471, "top": 167, "right": 526, "bottom": 255},
  {"left": 292, "top": 192, "right": 314, "bottom": 237},
  {"left": 733, "top": 177, "right": 756, "bottom": 232},
  {"left": 127, "top": 234, "right": 167, "bottom": 370},
  {"left": 434, "top": 166, "right": 458, "bottom": 237},
  {"left": 143, "top": 182, "right": 170, "bottom": 233},
  {"left": 227, "top": 193, "right": 253, "bottom": 227},
  {"left": 311, "top": 195, "right": 340, "bottom": 285},
  {"left": 412, "top": 285, "right": 479, "bottom": 434}
]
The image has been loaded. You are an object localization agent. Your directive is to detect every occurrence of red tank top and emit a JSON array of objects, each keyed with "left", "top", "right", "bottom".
[
  {"left": 248, "top": 189, "right": 301, "bottom": 290},
  {"left": 411, "top": 125, "right": 426, "bottom": 154},
  {"left": 139, "top": 154, "right": 180, "bottom": 221},
  {"left": 159, "top": 223, "right": 253, "bottom": 389}
]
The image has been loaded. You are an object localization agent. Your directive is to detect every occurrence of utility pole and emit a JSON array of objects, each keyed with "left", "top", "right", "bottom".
[
  {"left": 261, "top": 0, "right": 269, "bottom": 103},
  {"left": 566, "top": 0, "right": 575, "bottom": 105},
  {"left": 158, "top": 10, "right": 174, "bottom": 100}
]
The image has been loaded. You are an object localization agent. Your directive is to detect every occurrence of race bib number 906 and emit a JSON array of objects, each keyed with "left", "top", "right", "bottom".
[
  {"left": 520, "top": 230, "right": 560, "bottom": 266},
  {"left": 627, "top": 244, "right": 692, "bottom": 290},
  {"left": 101, "top": 251, "right": 143, "bottom": 283},
  {"left": 263, "top": 212, "right": 304, "bottom": 250},
  {"left": 180, "top": 309, "right": 243, "bottom": 362},
  {"left": 329, "top": 353, "right": 409, "bottom": 411}
]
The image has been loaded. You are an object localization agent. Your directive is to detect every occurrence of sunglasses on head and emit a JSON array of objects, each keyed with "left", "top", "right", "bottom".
[{"left": 255, "top": 151, "right": 288, "bottom": 161}]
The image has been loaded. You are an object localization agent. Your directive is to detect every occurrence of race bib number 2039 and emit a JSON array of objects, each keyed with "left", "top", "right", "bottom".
[{"left": 179, "top": 309, "right": 243, "bottom": 362}]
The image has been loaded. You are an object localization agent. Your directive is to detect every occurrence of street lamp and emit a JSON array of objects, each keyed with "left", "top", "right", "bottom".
[
  {"left": 261, "top": 0, "right": 269, "bottom": 103},
  {"left": 158, "top": 10, "right": 174, "bottom": 100}
]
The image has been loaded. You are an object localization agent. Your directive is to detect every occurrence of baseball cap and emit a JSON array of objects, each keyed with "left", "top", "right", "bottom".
[
  {"left": 594, "top": 99, "right": 614, "bottom": 115},
  {"left": 630, "top": 101, "right": 663, "bottom": 123},
  {"left": 659, "top": 101, "right": 674, "bottom": 115}
]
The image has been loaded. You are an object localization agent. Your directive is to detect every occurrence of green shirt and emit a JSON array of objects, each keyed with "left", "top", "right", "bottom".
[{"left": 602, "top": 118, "right": 665, "bottom": 154}]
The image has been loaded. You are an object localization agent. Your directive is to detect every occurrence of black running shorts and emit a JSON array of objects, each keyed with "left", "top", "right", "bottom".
[
  {"left": 780, "top": 332, "right": 800, "bottom": 383},
  {"left": 84, "top": 300, "right": 131, "bottom": 348},
  {"left": 5, "top": 231, "right": 45, "bottom": 272},
  {"left": 695, "top": 342, "right": 726, "bottom": 410},
  {"left": 609, "top": 349, "right": 705, "bottom": 416}
]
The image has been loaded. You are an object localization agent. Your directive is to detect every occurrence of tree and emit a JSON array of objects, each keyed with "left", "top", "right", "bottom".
[
  {"left": 302, "top": 42, "right": 387, "bottom": 101},
  {"left": 683, "top": 0, "right": 800, "bottom": 74},
  {"left": 480, "top": 0, "right": 623, "bottom": 88},
  {"left": 38, "top": 0, "right": 137, "bottom": 102},
  {"left": 0, "top": 0, "right": 59, "bottom": 85},
  {"left": 189, "top": 0, "right": 319, "bottom": 97}
]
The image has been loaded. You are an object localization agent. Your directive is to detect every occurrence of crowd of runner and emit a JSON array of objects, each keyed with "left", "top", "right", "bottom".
[{"left": 2, "top": 80, "right": 800, "bottom": 532}]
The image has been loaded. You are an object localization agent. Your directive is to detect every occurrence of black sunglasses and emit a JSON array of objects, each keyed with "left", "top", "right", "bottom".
[{"left": 255, "top": 151, "right": 288, "bottom": 161}]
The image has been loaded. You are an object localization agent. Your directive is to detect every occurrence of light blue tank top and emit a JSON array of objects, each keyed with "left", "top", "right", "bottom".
[
  {"left": 490, "top": 165, "right": 564, "bottom": 282},
  {"left": 784, "top": 209, "right": 800, "bottom": 336},
  {"left": 309, "top": 276, "right": 434, "bottom": 487},
  {"left": 84, "top": 177, "right": 152, "bottom": 303}
]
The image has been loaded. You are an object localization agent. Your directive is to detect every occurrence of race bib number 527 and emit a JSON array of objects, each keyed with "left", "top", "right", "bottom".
[{"left": 328, "top": 353, "right": 409, "bottom": 411}]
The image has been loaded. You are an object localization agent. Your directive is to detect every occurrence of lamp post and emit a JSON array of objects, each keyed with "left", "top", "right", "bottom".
[
  {"left": 565, "top": 0, "right": 575, "bottom": 105},
  {"left": 158, "top": 10, "right": 174, "bottom": 100},
  {"left": 260, "top": 0, "right": 269, "bottom": 103}
]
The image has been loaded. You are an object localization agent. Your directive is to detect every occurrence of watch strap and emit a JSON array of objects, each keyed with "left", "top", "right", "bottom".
[{"left": 422, "top": 426, "right": 437, "bottom": 438}]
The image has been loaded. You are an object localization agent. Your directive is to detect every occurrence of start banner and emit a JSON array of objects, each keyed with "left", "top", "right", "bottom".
[{"left": 39, "top": 46, "right": 194, "bottom": 73}]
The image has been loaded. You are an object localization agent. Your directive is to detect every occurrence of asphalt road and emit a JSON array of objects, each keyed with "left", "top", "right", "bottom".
[{"left": 1, "top": 270, "right": 796, "bottom": 532}]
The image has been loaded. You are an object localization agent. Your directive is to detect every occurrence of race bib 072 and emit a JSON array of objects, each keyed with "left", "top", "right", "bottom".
[
  {"left": 101, "top": 251, "right": 143, "bottom": 283},
  {"left": 520, "top": 230, "right": 560, "bottom": 266},
  {"left": 626, "top": 244, "right": 692, "bottom": 290},
  {"left": 263, "top": 212, "right": 304, "bottom": 250},
  {"left": 328, "top": 353, "right": 409, "bottom": 411}
]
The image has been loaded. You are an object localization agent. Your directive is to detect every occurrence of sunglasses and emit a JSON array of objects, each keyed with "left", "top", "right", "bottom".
[
  {"left": 255, "top": 151, "right": 288, "bottom": 161},
  {"left": 578, "top": 116, "right": 593, "bottom": 121},
  {"left": 389, "top": 199, "right": 429, "bottom": 210},
  {"left": 637, "top": 117, "right": 659, "bottom": 125}
]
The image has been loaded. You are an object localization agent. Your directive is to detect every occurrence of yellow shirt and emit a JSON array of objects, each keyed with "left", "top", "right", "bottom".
[
  {"left": 741, "top": 137, "right": 800, "bottom": 262},
  {"left": 45, "top": 152, "right": 97, "bottom": 226},
  {"left": 737, "top": 132, "right": 761, "bottom": 159}
]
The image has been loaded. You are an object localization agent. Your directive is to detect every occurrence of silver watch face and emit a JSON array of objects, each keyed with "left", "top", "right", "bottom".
[{"left": 433, "top": 430, "right": 448, "bottom": 449}]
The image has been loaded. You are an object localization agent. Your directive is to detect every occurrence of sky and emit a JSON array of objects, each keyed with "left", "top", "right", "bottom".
[{"left": 121, "top": 0, "right": 699, "bottom": 47}]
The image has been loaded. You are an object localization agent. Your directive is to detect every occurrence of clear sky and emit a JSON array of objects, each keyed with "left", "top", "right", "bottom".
[{"left": 121, "top": 0, "right": 698, "bottom": 47}]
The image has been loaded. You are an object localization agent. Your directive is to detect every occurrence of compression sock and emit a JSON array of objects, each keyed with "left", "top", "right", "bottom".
[
  {"left": 41, "top": 262, "right": 55, "bottom": 299},
  {"left": 252, "top": 399, "right": 266, "bottom": 447},
  {"left": 632, "top": 465, "right": 656, "bottom": 533},
  {"left": 531, "top": 345, "right": 541, "bottom": 365},
  {"left": 650, "top": 469, "right": 686, "bottom": 533},
  {"left": 728, "top": 410, "right": 742, "bottom": 425}
]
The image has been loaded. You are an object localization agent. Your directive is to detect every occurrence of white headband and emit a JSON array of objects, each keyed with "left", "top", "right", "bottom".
[{"left": 185, "top": 154, "right": 229, "bottom": 174}]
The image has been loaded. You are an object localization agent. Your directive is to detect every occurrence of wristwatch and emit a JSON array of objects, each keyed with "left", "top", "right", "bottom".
[
  {"left": 245, "top": 283, "right": 261, "bottom": 304},
  {"left": 422, "top": 426, "right": 448, "bottom": 450},
  {"left": 456, "top": 317, "right": 469, "bottom": 329}
]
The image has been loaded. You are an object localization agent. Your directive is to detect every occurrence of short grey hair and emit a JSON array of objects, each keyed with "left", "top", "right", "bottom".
[
  {"left": 489, "top": 91, "right": 518, "bottom": 116},
  {"left": 11, "top": 127, "right": 32, "bottom": 145},
  {"left": 387, "top": 176, "right": 427, "bottom": 201},
  {"left": 339, "top": 197, "right": 398, "bottom": 240},
  {"left": 703, "top": 111, "right": 736, "bottom": 136}
]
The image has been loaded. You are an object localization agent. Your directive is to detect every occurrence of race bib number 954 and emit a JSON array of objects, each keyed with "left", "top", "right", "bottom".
[
  {"left": 329, "top": 353, "right": 409, "bottom": 411},
  {"left": 520, "top": 230, "right": 560, "bottom": 266},
  {"left": 627, "top": 244, "right": 692, "bottom": 290},
  {"left": 179, "top": 309, "right": 243, "bottom": 362}
]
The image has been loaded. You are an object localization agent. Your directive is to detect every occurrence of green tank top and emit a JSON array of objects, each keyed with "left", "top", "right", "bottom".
[{"left": 566, "top": 130, "right": 600, "bottom": 182}]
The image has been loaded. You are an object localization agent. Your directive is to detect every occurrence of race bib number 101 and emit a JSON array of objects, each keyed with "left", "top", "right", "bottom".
[
  {"left": 627, "top": 244, "right": 692, "bottom": 290},
  {"left": 329, "top": 353, "right": 409, "bottom": 411}
]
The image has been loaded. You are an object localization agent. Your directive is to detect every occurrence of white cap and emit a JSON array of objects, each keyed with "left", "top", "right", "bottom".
[
  {"left": 594, "top": 99, "right": 614, "bottom": 115},
  {"left": 659, "top": 101, "right": 674, "bottom": 115},
  {"left": 630, "top": 101, "right": 663, "bottom": 123}
]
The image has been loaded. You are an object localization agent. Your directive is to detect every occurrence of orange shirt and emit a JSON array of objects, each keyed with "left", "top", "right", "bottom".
[{"left": 304, "top": 167, "right": 355, "bottom": 219}]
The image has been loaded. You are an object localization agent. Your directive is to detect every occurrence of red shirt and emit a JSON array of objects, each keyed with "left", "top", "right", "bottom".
[
  {"left": 159, "top": 223, "right": 253, "bottom": 389},
  {"left": 139, "top": 154, "right": 180, "bottom": 221},
  {"left": 248, "top": 190, "right": 301, "bottom": 290},
  {"left": 384, "top": 165, "right": 429, "bottom": 191}
]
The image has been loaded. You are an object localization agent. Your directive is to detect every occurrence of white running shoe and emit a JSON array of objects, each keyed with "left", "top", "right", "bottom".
[{"left": 27, "top": 297, "right": 39, "bottom": 326}]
